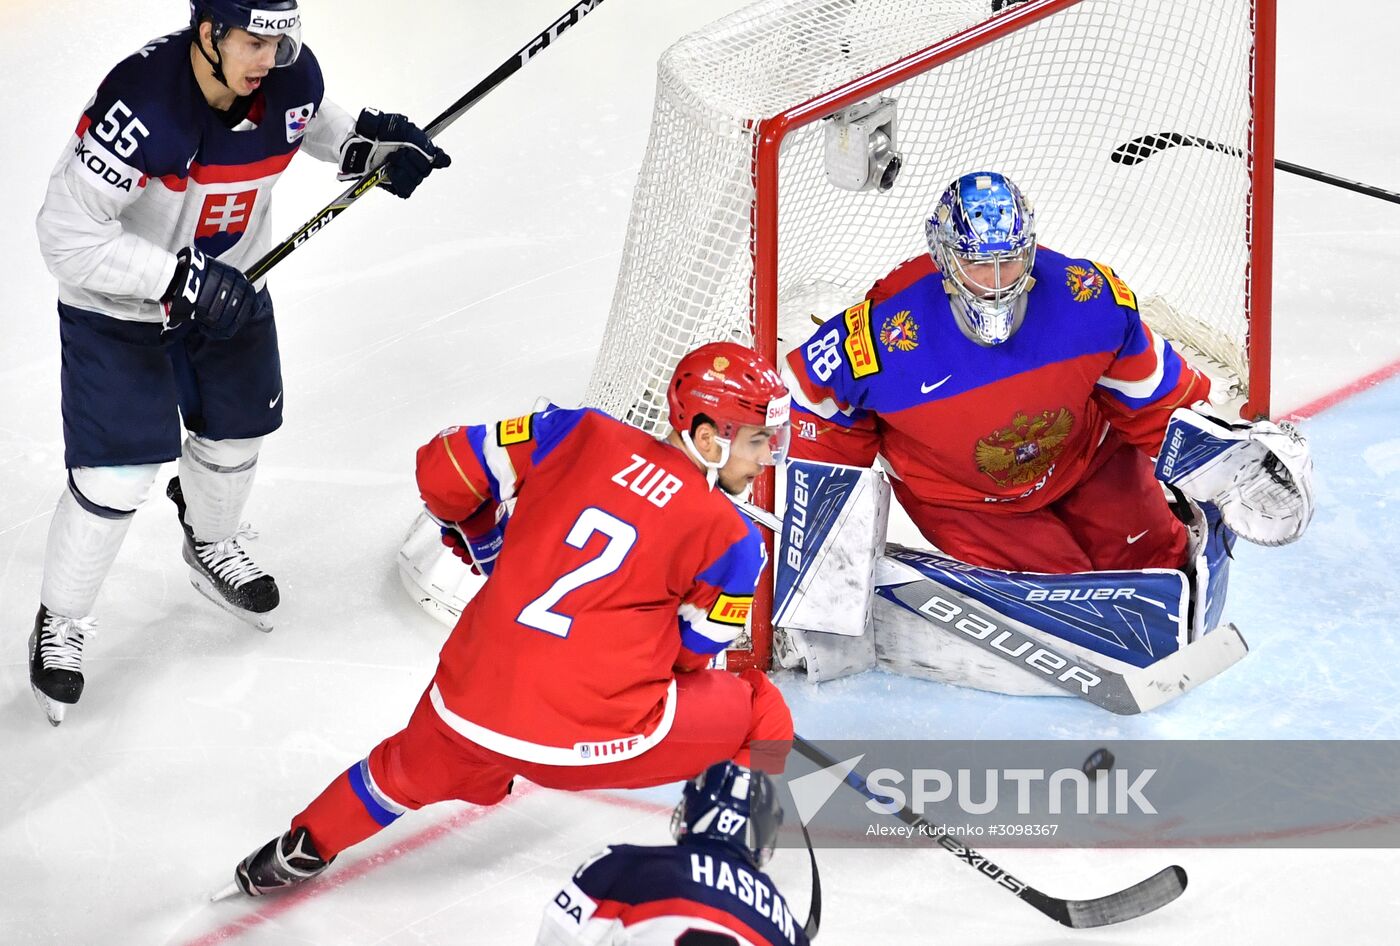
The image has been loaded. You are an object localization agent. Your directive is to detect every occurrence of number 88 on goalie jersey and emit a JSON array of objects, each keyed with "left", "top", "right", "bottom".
[{"left": 415, "top": 405, "right": 768, "bottom": 764}]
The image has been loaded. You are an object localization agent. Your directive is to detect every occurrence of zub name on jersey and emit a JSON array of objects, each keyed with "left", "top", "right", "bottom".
[
  {"left": 689, "top": 852, "right": 798, "bottom": 944},
  {"left": 611, "top": 454, "right": 684, "bottom": 508}
]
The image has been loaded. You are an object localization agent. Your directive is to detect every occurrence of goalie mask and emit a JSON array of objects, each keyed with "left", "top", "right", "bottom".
[
  {"left": 926, "top": 171, "right": 1036, "bottom": 346},
  {"left": 668, "top": 342, "right": 791, "bottom": 487},
  {"left": 670, "top": 762, "right": 784, "bottom": 868},
  {"left": 191, "top": 0, "right": 303, "bottom": 72}
]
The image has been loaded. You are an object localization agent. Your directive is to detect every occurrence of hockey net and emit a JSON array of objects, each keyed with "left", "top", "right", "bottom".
[{"left": 583, "top": 0, "right": 1274, "bottom": 671}]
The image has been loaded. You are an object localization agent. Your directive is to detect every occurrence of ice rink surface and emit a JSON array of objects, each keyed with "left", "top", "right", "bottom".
[{"left": 3, "top": 1, "right": 1399, "bottom": 942}]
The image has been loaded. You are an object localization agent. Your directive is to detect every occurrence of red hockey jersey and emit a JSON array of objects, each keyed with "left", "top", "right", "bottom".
[
  {"left": 416, "top": 406, "right": 767, "bottom": 766},
  {"left": 784, "top": 249, "right": 1211, "bottom": 512}
]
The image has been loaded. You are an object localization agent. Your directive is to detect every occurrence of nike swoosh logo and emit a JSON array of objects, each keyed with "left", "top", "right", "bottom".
[
  {"left": 269, "top": 391, "right": 283, "bottom": 409},
  {"left": 1126, "top": 530, "right": 1148, "bottom": 544},
  {"left": 920, "top": 375, "right": 953, "bottom": 394}
]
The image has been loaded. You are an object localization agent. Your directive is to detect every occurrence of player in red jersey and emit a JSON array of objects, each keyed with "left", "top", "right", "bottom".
[
  {"left": 785, "top": 171, "right": 1213, "bottom": 574},
  {"left": 221, "top": 342, "right": 796, "bottom": 897}
]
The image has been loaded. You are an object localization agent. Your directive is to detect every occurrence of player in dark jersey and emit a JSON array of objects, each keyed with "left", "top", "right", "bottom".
[
  {"left": 537, "top": 761, "right": 810, "bottom": 946},
  {"left": 28, "top": 0, "right": 450, "bottom": 725},
  {"left": 219, "top": 342, "right": 796, "bottom": 898}
]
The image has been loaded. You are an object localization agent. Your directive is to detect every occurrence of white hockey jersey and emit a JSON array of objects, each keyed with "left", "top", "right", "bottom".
[
  {"left": 538, "top": 844, "right": 809, "bottom": 946},
  {"left": 35, "top": 27, "right": 355, "bottom": 323}
]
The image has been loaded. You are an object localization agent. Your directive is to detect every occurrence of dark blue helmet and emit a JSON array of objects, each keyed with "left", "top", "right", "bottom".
[
  {"left": 190, "top": 0, "right": 302, "bottom": 68},
  {"left": 670, "top": 762, "right": 784, "bottom": 868}
]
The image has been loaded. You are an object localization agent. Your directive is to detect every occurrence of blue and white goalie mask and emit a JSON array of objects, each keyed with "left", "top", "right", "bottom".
[
  {"left": 191, "top": 0, "right": 303, "bottom": 68},
  {"left": 925, "top": 171, "right": 1037, "bottom": 346}
]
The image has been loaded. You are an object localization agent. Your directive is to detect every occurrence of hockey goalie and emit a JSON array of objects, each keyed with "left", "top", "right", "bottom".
[{"left": 773, "top": 171, "right": 1314, "bottom": 713}]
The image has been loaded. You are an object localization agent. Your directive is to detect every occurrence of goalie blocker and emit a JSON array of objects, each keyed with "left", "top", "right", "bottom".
[{"left": 772, "top": 459, "right": 1242, "bottom": 711}]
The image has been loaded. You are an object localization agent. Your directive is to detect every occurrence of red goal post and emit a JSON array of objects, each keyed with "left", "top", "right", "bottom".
[{"left": 585, "top": 0, "right": 1276, "bottom": 672}]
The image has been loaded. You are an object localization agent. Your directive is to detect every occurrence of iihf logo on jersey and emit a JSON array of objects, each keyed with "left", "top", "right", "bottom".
[
  {"left": 195, "top": 189, "right": 258, "bottom": 256},
  {"left": 285, "top": 103, "right": 314, "bottom": 143}
]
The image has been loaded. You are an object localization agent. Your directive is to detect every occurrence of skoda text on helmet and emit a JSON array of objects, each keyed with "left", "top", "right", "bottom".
[
  {"left": 190, "top": 0, "right": 303, "bottom": 82},
  {"left": 925, "top": 171, "right": 1037, "bottom": 347},
  {"left": 670, "top": 762, "right": 784, "bottom": 869},
  {"left": 667, "top": 341, "right": 791, "bottom": 488}
]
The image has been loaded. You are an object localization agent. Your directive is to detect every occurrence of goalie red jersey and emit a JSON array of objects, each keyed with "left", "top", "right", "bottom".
[{"left": 416, "top": 405, "right": 768, "bottom": 766}]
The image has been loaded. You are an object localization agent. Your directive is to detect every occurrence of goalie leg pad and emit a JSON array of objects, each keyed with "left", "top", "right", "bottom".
[
  {"left": 875, "top": 545, "right": 1189, "bottom": 670},
  {"left": 1183, "top": 500, "right": 1234, "bottom": 641},
  {"left": 773, "top": 459, "right": 890, "bottom": 638}
]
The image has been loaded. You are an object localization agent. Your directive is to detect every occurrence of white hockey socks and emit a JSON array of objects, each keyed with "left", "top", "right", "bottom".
[
  {"left": 178, "top": 435, "right": 262, "bottom": 543},
  {"left": 40, "top": 474, "right": 151, "bottom": 618}
]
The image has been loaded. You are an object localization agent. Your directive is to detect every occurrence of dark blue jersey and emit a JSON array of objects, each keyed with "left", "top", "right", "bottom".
[
  {"left": 538, "top": 843, "right": 809, "bottom": 946},
  {"left": 38, "top": 28, "right": 354, "bottom": 320}
]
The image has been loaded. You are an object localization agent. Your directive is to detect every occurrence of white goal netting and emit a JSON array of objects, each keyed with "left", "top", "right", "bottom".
[{"left": 585, "top": 0, "right": 1269, "bottom": 431}]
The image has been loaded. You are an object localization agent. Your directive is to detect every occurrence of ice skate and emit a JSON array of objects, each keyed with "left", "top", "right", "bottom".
[
  {"left": 168, "top": 477, "right": 279, "bottom": 631},
  {"left": 219, "top": 827, "right": 335, "bottom": 898},
  {"left": 28, "top": 605, "right": 96, "bottom": 727}
]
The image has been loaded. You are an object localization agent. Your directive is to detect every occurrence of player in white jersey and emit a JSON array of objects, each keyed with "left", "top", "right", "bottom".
[
  {"left": 28, "top": 0, "right": 450, "bottom": 725},
  {"left": 537, "top": 762, "right": 811, "bottom": 946}
]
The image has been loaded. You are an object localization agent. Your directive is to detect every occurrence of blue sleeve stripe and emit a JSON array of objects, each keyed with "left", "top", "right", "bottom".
[
  {"left": 697, "top": 519, "right": 766, "bottom": 589},
  {"left": 680, "top": 620, "right": 728, "bottom": 656},
  {"left": 792, "top": 399, "right": 865, "bottom": 430},
  {"left": 465, "top": 424, "right": 502, "bottom": 503},
  {"left": 347, "top": 760, "right": 404, "bottom": 827},
  {"left": 531, "top": 405, "right": 591, "bottom": 466}
]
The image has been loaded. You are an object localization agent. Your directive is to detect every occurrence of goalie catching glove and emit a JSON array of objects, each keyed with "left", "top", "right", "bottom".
[
  {"left": 1155, "top": 404, "right": 1314, "bottom": 546},
  {"left": 338, "top": 108, "right": 451, "bottom": 199}
]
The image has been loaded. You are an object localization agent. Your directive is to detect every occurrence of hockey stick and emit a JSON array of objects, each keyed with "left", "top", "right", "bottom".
[
  {"left": 798, "top": 820, "right": 822, "bottom": 939},
  {"left": 792, "top": 735, "right": 1187, "bottom": 928},
  {"left": 1109, "top": 131, "right": 1400, "bottom": 205},
  {"left": 244, "top": 0, "right": 607, "bottom": 283}
]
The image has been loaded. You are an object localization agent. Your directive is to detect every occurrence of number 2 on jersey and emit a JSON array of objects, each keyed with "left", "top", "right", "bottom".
[{"left": 517, "top": 507, "right": 637, "bottom": 638}]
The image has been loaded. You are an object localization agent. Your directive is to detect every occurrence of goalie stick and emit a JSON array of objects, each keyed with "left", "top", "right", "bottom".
[
  {"left": 733, "top": 499, "right": 1247, "bottom": 714},
  {"left": 244, "top": 0, "right": 607, "bottom": 283},
  {"left": 1109, "top": 131, "right": 1400, "bottom": 206},
  {"left": 793, "top": 735, "right": 1188, "bottom": 928}
]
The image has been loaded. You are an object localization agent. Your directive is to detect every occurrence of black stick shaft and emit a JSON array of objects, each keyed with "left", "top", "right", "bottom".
[
  {"left": 1111, "top": 131, "right": 1400, "bottom": 205},
  {"left": 1276, "top": 158, "right": 1400, "bottom": 205},
  {"left": 244, "top": 0, "right": 606, "bottom": 283},
  {"left": 791, "top": 735, "right": 1186, "bottom": 928}
]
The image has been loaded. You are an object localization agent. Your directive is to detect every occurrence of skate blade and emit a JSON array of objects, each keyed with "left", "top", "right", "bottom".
[
  {"left": 187, "top": 570, "right": 276, "bottom": 632},
  {"left": 209, "top": 880, "right": 243, "bottom": 902},
  {"left": 30, "top": 685, "right": 68, "bottom": 726}
]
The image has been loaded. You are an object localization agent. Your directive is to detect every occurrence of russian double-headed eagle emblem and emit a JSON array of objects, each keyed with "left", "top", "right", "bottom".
[
  {"left": 975, "top": 408, "right": 1075, "bottom": 487},
  {"left": 879, "top": 310, "right": 920, "bottom": 352},
  {"left": 1065, "top": 264, "right": 1104, "bottom": 303}
]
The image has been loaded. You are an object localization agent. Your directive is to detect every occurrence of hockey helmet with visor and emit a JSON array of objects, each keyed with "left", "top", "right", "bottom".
[
  {"left": 190, "top": 0, "right": 303, "bottom": 69},
  {"left": 668, "top": 341, "right": 791, "bottom": 483}
]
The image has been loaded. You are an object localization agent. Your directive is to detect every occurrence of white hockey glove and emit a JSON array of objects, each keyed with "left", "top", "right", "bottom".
[{"left": 1155, "top": 404, "right": 1314, "bottom": 547}]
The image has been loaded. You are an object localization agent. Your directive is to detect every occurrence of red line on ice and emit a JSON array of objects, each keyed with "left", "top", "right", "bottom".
[
  {"left": 181, "top": 782, "right": 540, "bottom": 945},
  {"left": 1278, "top": 355, "right": 1400, "bottom": 421}
]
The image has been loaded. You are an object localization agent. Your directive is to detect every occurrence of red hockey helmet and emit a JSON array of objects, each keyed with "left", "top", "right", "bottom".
[{"left": 667, "top": 341, "right": 791, "bottom": 464}]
